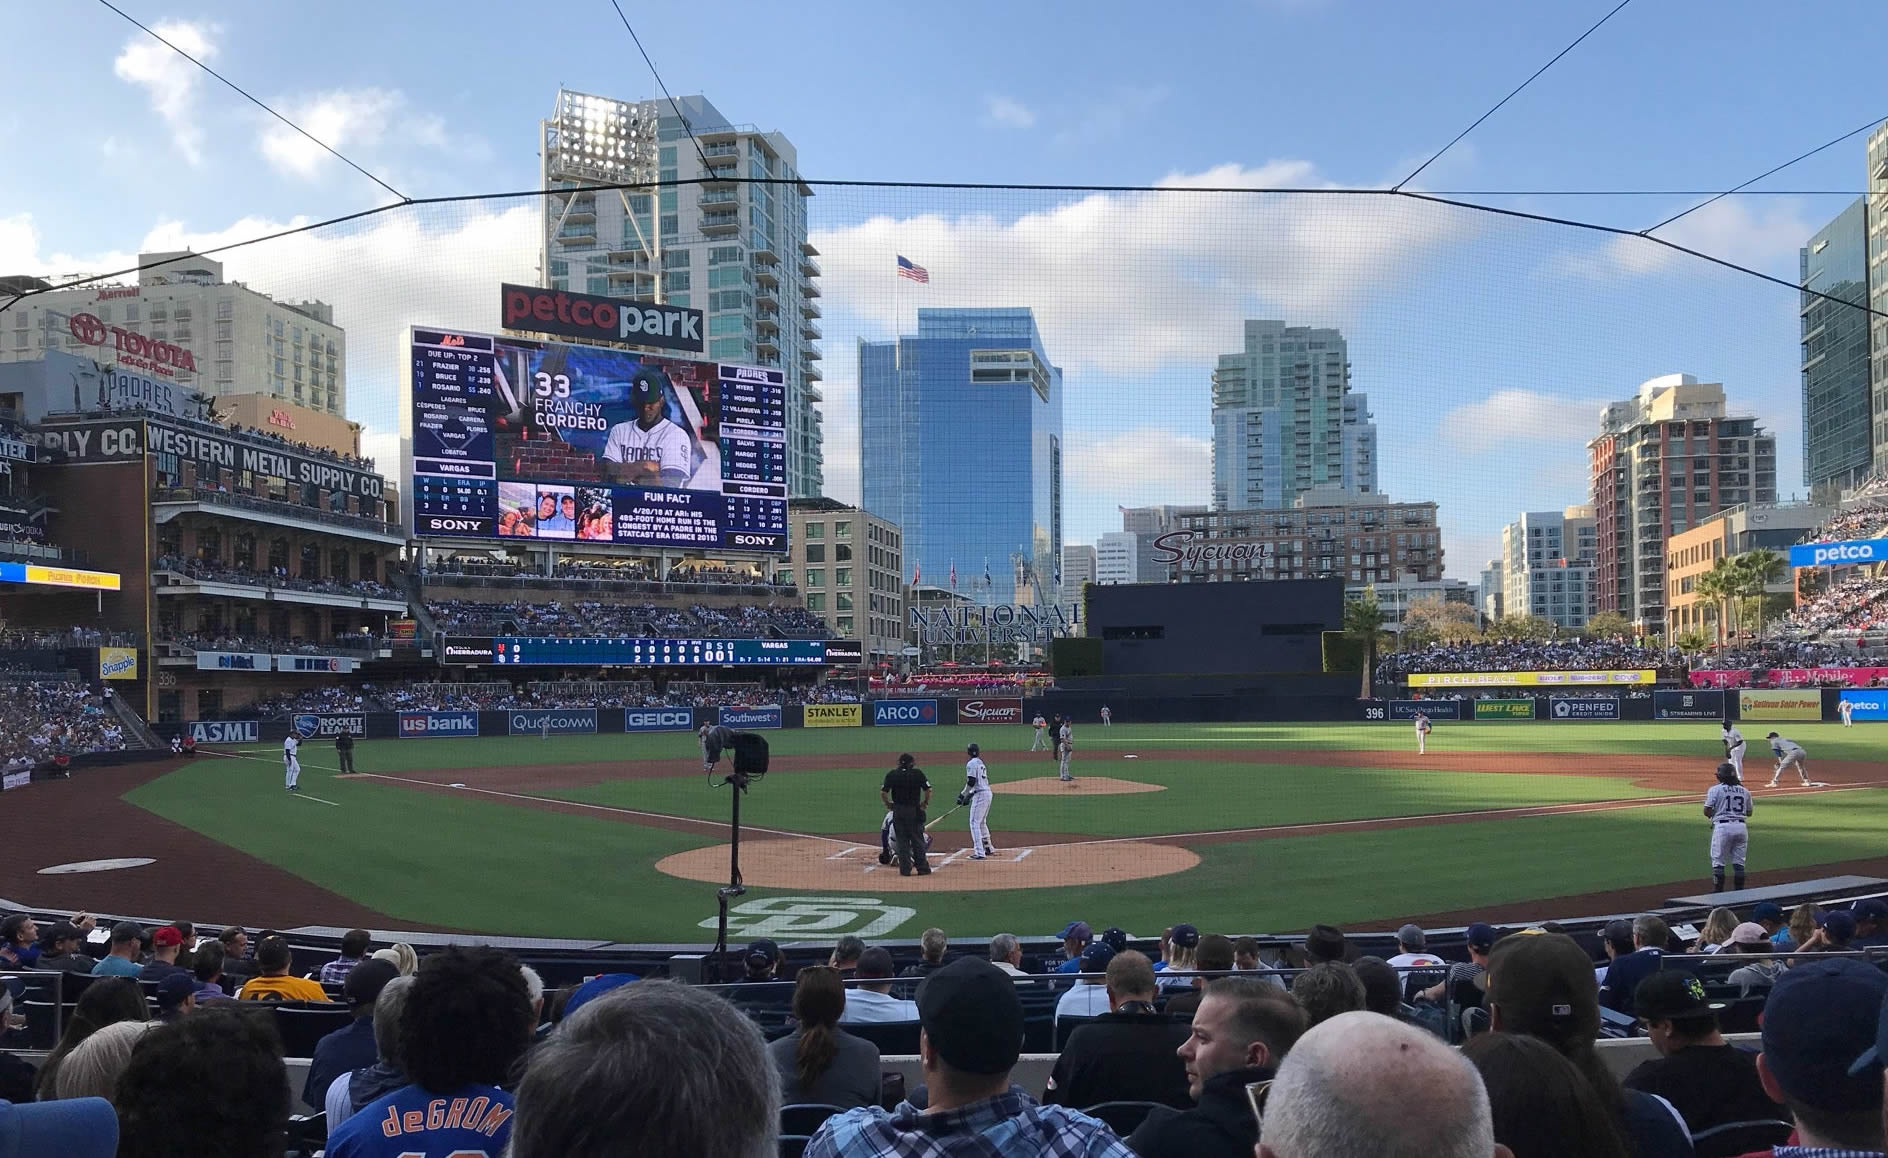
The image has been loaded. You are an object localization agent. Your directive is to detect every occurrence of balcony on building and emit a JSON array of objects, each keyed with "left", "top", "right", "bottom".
[
  {"left": 801, "top": 298, "right": 821, "bottom": 319},
  {"left": 753, "top": 262, "right": 780, "bottom": 289},
  {"left": 701, "top": 140, "right": 740, "bottom": 159},
  {"left": 699, "top": 190, "right": 739, "bottom": 210},
  {"left": 560, "top": 195, "right": 597, "bottom": 222},
  {"left": 702, "top": 164, "right": 738, "bottom": 186},
  {"left": 153, "top": 487, "right": 406, "bottom": 547},
  {"left": 802, "top": 319, "right": 821, "bottom": 340},
  {"left": 751, "top": 238, "right": 779, "bottom": 263},
  {"left": 700, "top": 211, "right": 741, "bottom": 234},
  {"left": 800, "top": 255, "right": 821, "bottom": 279}
]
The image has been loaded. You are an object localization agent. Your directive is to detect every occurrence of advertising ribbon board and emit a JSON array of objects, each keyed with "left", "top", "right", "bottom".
[
  {"left": 873, "top": 699, "right": 940, "bottom": 726},
  {"left": 399, "top": 712, "right": 479, "bottom": 738},
  {"left": 508, "top": 709, "right": 599, "bottom": 736},
  {"left": 622, "top": 707, "right": 698, "bottom": 732},
  {"left": 1548, "top": 697, "right": 1621, "bottom": 721},
  {"left": 196, "top": 652, "right": 273, "bottom": 672},
  {"left": 1473, "top": 699, "right": 1535, "bottom": 721},
  {"left": 1388, "top": 700, "right": 1461, "bottom": 721},
  {"left": 1654, "top": 689, "right": 1725, "bottom": 720},
  {"left": 717, "top": 705, "right": 782, "bottom": 730},
  {"left": 187, "top": 720, "right": 259, "bottom": 744},
  {"left": 1738, "top": 689, "right": 1822, "bottom": 722},
  {"left": 956, "top": 698, "right": 1024, "bottom": 725},
  {"left": 1407, "top": 670, "right": 1656, "bottom": 688},
  {"left": 803, "top": 703, "right": 863, "bottom": 728},
  {"left": 1838, "top": 690, "right": 1888, "bottom": 722}
]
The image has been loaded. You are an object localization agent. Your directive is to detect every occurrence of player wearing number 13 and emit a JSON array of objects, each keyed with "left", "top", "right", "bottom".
[
  {"left": 1704, "top": 763, "right": 1753, "bottom": 894},
  {"left": 602, "top": 369, "right": 691, "bottom": 487}
]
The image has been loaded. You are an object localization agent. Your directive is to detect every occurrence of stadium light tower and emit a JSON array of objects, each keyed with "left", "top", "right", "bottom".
[{"left": 540, "top": 89, "right": 665, "bottom": 302}]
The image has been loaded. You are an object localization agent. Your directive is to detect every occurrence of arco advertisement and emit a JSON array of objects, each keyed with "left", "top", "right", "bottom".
[{"left": 873, "top": 699, "right": 939, "bottom": 727}]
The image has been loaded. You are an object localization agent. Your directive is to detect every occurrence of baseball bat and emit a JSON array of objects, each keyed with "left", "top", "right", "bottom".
[{"left": 925, "top": 805, "right": 963, "bottom": 830}]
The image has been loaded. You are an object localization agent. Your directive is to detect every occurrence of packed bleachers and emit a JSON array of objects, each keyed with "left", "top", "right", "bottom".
[
  {"left": 1772, "top": 575, "right": 1888, "bottom": 641},
  {"left": 156, "top": 555, "right": 400, "bottom": 601},
  {"left": 1, "top": 677, "right": 127, "bottom": 770},
  {"left": 362, "top": 678, "right": 857, "bottom": 711},
  {"left": 1798, "top": 505, "right": 1888, "bottom": 545},
  {"left": 1376, "top": 639, "right": 1684, "bottom": 684},
  {"left": 158, "top": 631, "right": 382, "bottom": 657},
  {"left": 422, "top": 556, "right": 790, "bottom": 595},
  {"left": 427, "top": 597, "right": 832, "bottom": 640},
  {"left": 0, "top": 626, "right": 140, "bottom": 650}
]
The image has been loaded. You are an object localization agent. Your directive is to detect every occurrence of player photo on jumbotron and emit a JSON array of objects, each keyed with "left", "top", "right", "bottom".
[{"left": 490, "top": 339, "right": 723, "bottom": 494}]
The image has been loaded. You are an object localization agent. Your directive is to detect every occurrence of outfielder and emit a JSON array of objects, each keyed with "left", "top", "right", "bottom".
[
  {"left": 963, "top": 743, "right": 996, "bottom": 858},
  {"left": 1703, "top": 762, "right": 1752, "bottom": 893},
  {"left": 1101, "top": 705, "right": 1113, "bottom": 727},
  {"left": 1031, "top": 714, "right": 1050, "bottom": 751},
  {"left": 1721, "top": 722, "right": 1746, "bottom": 782},
  {"left": 1766, "top": 733, "right": 1813, "bottom": 788},
  {"left": 1057, "top": 720, "right": 1075, "bottom": 782},
  {"left": 283, "top": 733, "right": 302, "bottom": 793},
  {"left": 1840, "top": 697, "right": 1855, "bottom": 727},
  {"left": 1414, "top": 712, "right": 1431, "bottom": 755},
  {"left": 699, "top": 723, "right": 737, "bottom": 773}
]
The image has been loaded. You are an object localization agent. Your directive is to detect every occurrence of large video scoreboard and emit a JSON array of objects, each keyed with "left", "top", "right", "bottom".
[
  {"left": 438, "top": 637, "right": 848, "bottom": 667},
  {"left": 408, "top": 327, "right": 787, "bottom": 551}
]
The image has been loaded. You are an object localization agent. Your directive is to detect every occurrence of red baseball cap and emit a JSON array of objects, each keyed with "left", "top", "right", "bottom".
[{"left": 152, "top": 926, "right": 184, "bottom": 948}]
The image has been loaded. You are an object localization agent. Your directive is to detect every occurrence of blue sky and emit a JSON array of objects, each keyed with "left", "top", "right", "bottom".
[{"left": 3, "top": 0, "right": 1881, "bottom": 576}]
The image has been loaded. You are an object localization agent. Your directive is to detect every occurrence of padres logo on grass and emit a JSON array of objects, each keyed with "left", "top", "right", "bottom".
[{"left": 803, "top": 703, "right": 863, "bottom": 728}]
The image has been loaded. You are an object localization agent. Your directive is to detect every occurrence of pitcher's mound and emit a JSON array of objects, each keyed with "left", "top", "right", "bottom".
[
  {"left": 655, "top": 838, "right": 1197, "bottom": 891},
  {"left": 996, "top": 776, "right": 1164, "bottom": 796}
]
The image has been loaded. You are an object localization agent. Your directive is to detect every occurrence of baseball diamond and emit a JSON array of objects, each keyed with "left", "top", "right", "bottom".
[{"left": 7, "top": 720, "right": 1888, "bottom": 943}]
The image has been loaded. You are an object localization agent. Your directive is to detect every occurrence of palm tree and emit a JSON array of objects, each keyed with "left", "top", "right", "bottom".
[
  {"left": 1733, "top": 549, "right": 1786, "bottom": 640},
  {"left": 1696, "top": 557, "right": 1740, "bottom": 646},
  {"left": 1345, "top": 592, "right": 1386, "bottom": 699}
]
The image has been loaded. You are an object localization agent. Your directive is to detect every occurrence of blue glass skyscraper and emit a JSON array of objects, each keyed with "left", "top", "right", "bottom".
[{"left": 859, "top": 308, "right": 1062, "bottom": 606}]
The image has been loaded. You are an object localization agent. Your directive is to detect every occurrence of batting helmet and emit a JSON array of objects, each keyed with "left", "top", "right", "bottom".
[
  {"left": 966, "top": 743, "right": 980, "bottom": 757},
  {"left": 1715, "top": 762, "right": 1739, "bottom": 785}
]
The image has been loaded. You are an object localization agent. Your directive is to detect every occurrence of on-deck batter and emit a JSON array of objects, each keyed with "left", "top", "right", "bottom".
[
  {"left": 965, "top": 743, "right": 996, "bottom": 858},
  {"left": 1703, "top": 762, "right": 1752, "bottom": 893}
]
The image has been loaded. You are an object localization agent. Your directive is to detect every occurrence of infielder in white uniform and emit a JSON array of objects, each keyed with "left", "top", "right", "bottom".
[
  {"left": 1703, "top": 762, "right": 1752, "bottom": 893},
  {"left": 1720, "top": 722, "right": 1746, "bottom": 782},
  {"left": 1840, "top": 698, "right": 1855, "bottom": 727},
  {"left": 1030, "top": 714, "right": 1050, "bottom": 751},
  {"left": 1414, "top": 712, "right": 1431, "bottom": 754},
  {"left": 1766, "top": 733, "right": 1813, "bottom": 787},
  {"left": 1057, "top": 721, "right": 1075, "bottom": 782},
  {"left": 964, "top": 743, "right": 995, "bottom": 858},
  {"left": 283, "top": 734, "right": 302, "bottom": 792},
  {"left": 1101, "top": 705, "right": 1113, "bottom": 727}
]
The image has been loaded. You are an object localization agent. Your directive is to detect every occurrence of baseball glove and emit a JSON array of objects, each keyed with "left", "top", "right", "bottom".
[
  {"left": 877, "top": 851, "right": 891, "bottom": 865},
  {"left": 955, "top": 788, "right": 974, "bottom": 807}
]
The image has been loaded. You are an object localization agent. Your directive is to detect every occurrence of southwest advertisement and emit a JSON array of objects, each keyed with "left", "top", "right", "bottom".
[
  {"left": 1473, "top": 699, "right": 1535, "bottom": 720},
  {"left": 409, "top": 325, "right": 787, "bottom": 550},
  {"left": 1738, "top": 689, "right": 1823, "bottom": 722},
  {"left": 803, "top": 703, "right": 863, "bottom": 728},
  {"left": 1407, "top": 670, "right": 1657, "bottom": 688},
  {"left": 718, "top": 706, "right": 782, "bottom": 730}
]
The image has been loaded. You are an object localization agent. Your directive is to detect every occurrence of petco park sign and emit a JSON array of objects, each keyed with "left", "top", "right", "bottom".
[
  {"left": 1789, "top": 538, "right": 1888, "bottom": 568},
  {"left": 67, "top": 313, "right": 197, "bottom": 378}
]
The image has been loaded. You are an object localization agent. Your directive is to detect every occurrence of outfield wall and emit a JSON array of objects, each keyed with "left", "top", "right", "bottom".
[{"left": 1364, "top": 686, "right": 1866, "bottom": 723}]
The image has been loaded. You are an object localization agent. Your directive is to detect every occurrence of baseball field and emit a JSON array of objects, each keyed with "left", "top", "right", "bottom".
[{"left": 8, "top": 721, "right": 1888, "bottom": 945}]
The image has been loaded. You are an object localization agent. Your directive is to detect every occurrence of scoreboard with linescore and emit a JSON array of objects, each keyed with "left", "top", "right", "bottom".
[{"left": 439, "top": 636, "right": 832, "bottom": 666}]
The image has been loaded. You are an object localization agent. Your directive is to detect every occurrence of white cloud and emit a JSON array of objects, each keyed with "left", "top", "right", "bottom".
[
  {"left": 113, "top": 21, "right": 218, "bottom": 164},
  {"left": 1063, "top": 428, "right": 1211, "bottom": 543},
  {"left": 257, "top": 87, "right": 474, "bottom": 181},
  {"left": 1557, "top": 197, "right": 1815, "bottom": 281},
  {"left": 1440, "top": 388, "right": 1606, "bottom": 454},
  {"left": 984, "top": 96, "right": 1036, "bottom": 130}
]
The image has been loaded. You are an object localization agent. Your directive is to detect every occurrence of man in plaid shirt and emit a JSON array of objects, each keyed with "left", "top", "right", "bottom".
[
  {"left": 319, "top": 929, "right": 372, "bottom": 986},
  {"left": 807, "top": 957, "right": 1135, "bottom": 1158}
]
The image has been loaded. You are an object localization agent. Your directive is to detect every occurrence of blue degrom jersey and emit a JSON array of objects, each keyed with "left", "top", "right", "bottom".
[{"left": 324, "top": 1082, "right": 515, "bottom": 1158}]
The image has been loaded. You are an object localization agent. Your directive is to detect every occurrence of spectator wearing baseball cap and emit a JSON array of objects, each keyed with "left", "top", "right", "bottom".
[
  {"left": 1299, "top": 923, "right": 1349, "bottom": 966},
  {"left": 1099, "top": 926, "right": 1130, "bottom": 954},
  {"left": 137, "top": 925, "right": 190, "bottom": 983},
  {"left": 1598, "top": 915, "right": 1670, "bottom": 1015},
  {"left": 0, "top": 1097, "right": 117, "bottom": 1158},
  {"left": 735, "top": 938, "right": 782, "bottom": 983},
  {"left": 1751, "top": 900, "right": 1786, "bottom": 938},
  {"left": 35, "top": 921, "right": 94, "bottom": 975},
  {"left": 1754, "top": 959, "right": 1888, "bottom": 1154},
  {"left": 1623, "top": 970, "right": 1777, "bottom": 1136},
  {"left": 1055, "top": 941, "right": 1117, "bottom": 1026},
  {"left": 839, "top": 947, "right": 918, "bottom": 1025},
  {"left": 153, "top": 973, "right": 198, "bottom": 1021},
  {"left": 1054, "top": 921, "right": 1093, "bottom": 975},
  {"left": 1387, "top": 924, "right": 1443, "bottom": 972},
  {"left": 1724, "top": 923, "right": 1787, "bottom": 997},
  {"left": 1157, "top": 924, "right": 1201, "bottom": 991},
  {"left": 1853, "top": 899, "right": 1888, "bottom": 949},
  {"left": 1044, "top": 950, "right": 1192, "bottom": 1111},
  {"left": 1418, "top": 921, "right": 1498, "bottom": 1005},
  {"left": 807, "top": 958, "right": 1136, "bottom": 1158},
  {"left": 303, "top": 957, "right": 399, "bottom": 1110},
  {"left": 1808, "top": 909, "right": 1861, "bottom": 954},
  {"left": 90, "top": 922, "right": 144, "bottom": 977},
  {"left": 1482, "top": 932, "right": 1692, "bottom": 1158}
]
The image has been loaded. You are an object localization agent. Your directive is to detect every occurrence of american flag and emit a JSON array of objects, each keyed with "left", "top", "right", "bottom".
[
  {"left": 896, "top": 255, "right": 929, "bottom": 283},
  {"left": 912, "top": 563, "right": 921, "bottom": 587}
]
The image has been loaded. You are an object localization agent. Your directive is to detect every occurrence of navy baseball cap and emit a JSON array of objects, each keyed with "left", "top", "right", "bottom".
[
  {"left": 1764, "top": 959, "right": 1888, "bottom": 1109},
  {"left": 0, "top": 1097, "right": 118, "bottom": 1158},
  {"left": 629, "top": 372, "right": 666, "bottom": 407},
  {"left": 155, "top": 972, "right": 197, "bottom": 1010},
  {"left": 917, "top": 959, "right": 1024, "bottom": 1075},
  {"left": 1058, "top": 921, "right": 1092, "bottom": 942},
  {"left": 1079, "top": 942, "right": 1115, "bottom": 972},
  {"left": 1826, "top": 911, "right": 1858, "bottom": 941},
  {"left": 1858, "top": 899, "right": 1888, "bottom": 922},
  {"left": 1853, "top": 987, "right": 1888, "bottom": 1077},
  {"left": 1466, "top": 922, "right": 1498, "bottom": 950},
  {"left": 563, "top": 973, "right": 639, "bottom": 1021},
  {"left": 1170, "top": 924, "right": 1200, "bottom": 949},
  {"left": 1099, "top": 927, "right": 1129, "bottom": 953},
  {"left": 1751, "top": 902, "right": 1784, "bottom": 922}
]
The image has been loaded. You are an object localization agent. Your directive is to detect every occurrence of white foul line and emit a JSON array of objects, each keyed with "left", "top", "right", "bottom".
[
  {"left": 199, "top": 749, "right": 341, "bottom": 805},
  {"left": 289, "top": 792, "right": 341, "bottom": 807}
]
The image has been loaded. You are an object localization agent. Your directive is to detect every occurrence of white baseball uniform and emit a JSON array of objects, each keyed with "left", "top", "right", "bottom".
[
  {"left": 966, "top": 756, "right": 994, "bottom": 856},
  {"left": 1057, "top": 723, "right": 1074, "bottom": 781},
  {"left": 1704, "top": 781, "right": 1752, "bottom": 870},
  {"left": 1722, "top": 726, "right": 1745, "bottom": 780},
  {"left": 1415, "top": 714, "right": 1431, "bottom": 754},
  {"left": 1031, "top": 715, "right": 1049, "bottom": 751},
  {"left": 1768, "top": 736, "right": 1809, "bottom": 786},
  {"left": 1101, "top": 706, "right": 1112, "bottom": 726},
  {"left": 1840, "top": 699, "right": 1854, "bottom": 727},
  {"left": 283, "top": 735, "right": 301, "bottom": 790},
  {"left": 601, "top": 416, "right": 693, "bottom": 483}
]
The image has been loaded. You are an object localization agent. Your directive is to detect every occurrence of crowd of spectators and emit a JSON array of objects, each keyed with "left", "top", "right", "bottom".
[
  {"left": 427, "top": 597, "right": 832, "bottom": 640},
  {"left": 0, "top": 627, "right": 138, "bottom": 651},
  {"left": 1378, "top": 638, "right": 1685, "bottom": 683},
  {"left": 1772, "top": 576, "right": 1888, "bottom": 641},
  {"left": 871, "top": 675, "right": 1051, "bottom": 697},
  {"left": 1799, "top": 506, "right": 1888, "bottom": 545},
  {"left": 243, "top": 687, "right": 383, "bottom": 717},
  {"left": 0, "top": 679, "right": 126, "bottom": 771},
  {"left": 158, "top": 631, "right": 380, "bottom": 657},
  {"left": 155, "top": 555, "right": 399, "bottom": 601},
  {"left": 11, "top": 896, "right": 1888, "bottom": 1157},
  {"left": 228, "top": 422, "right": 375, "bottom": 471},
  {"left": 422, "top": 557, "right": 787, "bottom": 590},
  {"left": 307, "top": 679, "right": 861, "bottom": 712}
]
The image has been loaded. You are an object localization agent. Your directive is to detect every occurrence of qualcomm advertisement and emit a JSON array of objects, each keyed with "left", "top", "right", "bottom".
[
  {"left": 399, "top": 711, "right": 479, "bottom": 738},
  {"left": 718, "top": 705, "right": 782, "bottom": 730},
  {"left": 623, "top": 707, "right": 697, "bottom": 732},
  {"left": 1789, "top": 538, "right": 1888, "bottom": 568},
  {"left": 1548, "top": 697, "right": 1621, "bottom": 721},
  {"left": 509, "top": 709, "right": 598, "bottom": 736},
  {"left": 873, "top": 699, "right": 939, "bottom": 727},
  {"left": 1839, "top": 690, "right": 1888, "bottom": 722}
]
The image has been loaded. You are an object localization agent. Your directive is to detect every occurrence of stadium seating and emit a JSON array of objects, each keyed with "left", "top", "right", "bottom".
[{"left": 1, "top": 676, "right": 129, "bottom": 770}]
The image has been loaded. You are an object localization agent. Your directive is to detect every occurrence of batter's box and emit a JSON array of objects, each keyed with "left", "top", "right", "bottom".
[{"left": 825, "top": 846, "right": 1034, "bottom": 870}]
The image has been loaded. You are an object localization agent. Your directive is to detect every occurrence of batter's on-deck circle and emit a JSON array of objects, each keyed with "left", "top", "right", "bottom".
[{"left": 1703, "top": 762, "right": 1752, "bottom": 893}]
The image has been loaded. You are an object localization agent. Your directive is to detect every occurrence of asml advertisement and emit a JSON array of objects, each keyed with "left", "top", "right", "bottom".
[{"left": 409, "top": 325, "right": 787, "bottom": 550}]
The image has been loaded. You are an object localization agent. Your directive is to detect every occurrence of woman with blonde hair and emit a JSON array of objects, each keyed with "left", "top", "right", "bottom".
[
  {"left": 1691, "top": 907, "right": 1737, "bottom": 954},
  {"left": 1785, "top": 903, "right": 1822, "bottom": 952},
  {"left": 52, "top": 1020, "right": 156, "bottom": 1104},
  {"left": 372, "top": 942, "right": 419, "bottom": 976}
]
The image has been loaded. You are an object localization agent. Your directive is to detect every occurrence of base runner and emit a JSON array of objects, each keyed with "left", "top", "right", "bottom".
[
  {"left": 283, "top": 733, "right": 302, "bottom": 793},
  {"left": 1704, "top": 762, "right": 1752, "bottom": 893},
  {"left": 1765, "top": 733, "right": 1813, "bottom": 788},
  {"left": 1414, "top": 712, "right": 1431, "bottom": 755},
  {"left": 1057, "top": 720, "right": 1075, "bottom": 782}
]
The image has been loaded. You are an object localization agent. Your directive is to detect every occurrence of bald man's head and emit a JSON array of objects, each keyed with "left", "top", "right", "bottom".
[{"left": 1258, "top": 1012, "right": 1510, "bottom": 1158}]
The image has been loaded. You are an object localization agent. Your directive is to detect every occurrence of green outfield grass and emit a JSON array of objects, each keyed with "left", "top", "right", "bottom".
[{"left": 119, "top": 721, "right": 1888, "bottom": 942}]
